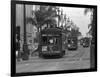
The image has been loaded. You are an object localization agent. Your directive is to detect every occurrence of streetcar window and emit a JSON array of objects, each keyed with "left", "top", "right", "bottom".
[
  {"left": 72, "top": 39, "right": 77, "bottom": 43},
  {"left": 42, "top": 36, "right": 47, "bottom": 44},
  {"left": 48, "top": 37, "right": 58, "bottom": 45},
  {"left": 68, "top": 39, "right": 71, "bottom": 43},
  {"left": 84, "top": 38, "right": 89, "bottom": 43},
  {"left": 68, "top": 39, "right": 77, "bottom": 43}
]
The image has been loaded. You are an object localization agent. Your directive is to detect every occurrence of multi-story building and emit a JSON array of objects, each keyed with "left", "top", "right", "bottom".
[{"left": 16, "top": 4, "right": 38, "bottom": 53}]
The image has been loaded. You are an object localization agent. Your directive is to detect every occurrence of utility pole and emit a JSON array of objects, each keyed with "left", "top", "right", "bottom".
[
  {"left": 64, "top": 14, "right": 67, "bottom": 27},
  {"left": 90, "top": 8, "right": 96, "bottom": 69},
  {"left": 56, "top": 7, "right": 60, "bottom": 27},
  {"left": 61, "top": 9, "right": 63, "bottom": 28},
  {"left": 22, "top": 4, "right": 29, "bottom": 60}
]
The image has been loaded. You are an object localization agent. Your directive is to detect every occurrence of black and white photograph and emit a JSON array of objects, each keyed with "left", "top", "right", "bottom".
[{"left": 11, "top": 0, "right": 97, "bottom": 76}]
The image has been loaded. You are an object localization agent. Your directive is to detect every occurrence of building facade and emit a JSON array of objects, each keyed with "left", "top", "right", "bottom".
[{"left": 16, "top": 4, "right": 37, "bottom": 53}]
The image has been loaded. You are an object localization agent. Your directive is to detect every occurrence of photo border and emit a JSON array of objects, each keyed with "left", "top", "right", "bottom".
[{"left": 11, "top": 0, "right": 97, "bottom": 76}]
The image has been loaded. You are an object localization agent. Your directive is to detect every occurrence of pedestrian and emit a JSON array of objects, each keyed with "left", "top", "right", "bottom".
[{"left": 16, "top": 40, "right": 21, "bottom": 61}]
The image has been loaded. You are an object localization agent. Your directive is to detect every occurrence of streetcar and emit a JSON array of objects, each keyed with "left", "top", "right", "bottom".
[
  {"left": 82, "top": 37, "right": 90, "bottom": 47},
  {"left": 80, "top": 38, "right": 84, "bottom": 46},
  {"left": 38, "top": 27, "right": 66, "bottom": 58},
  {"left": 67, "top": 36, "right": 78, "bottom": 50}
]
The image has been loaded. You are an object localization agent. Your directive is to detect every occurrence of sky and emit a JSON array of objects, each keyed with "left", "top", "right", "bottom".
[{"left": 60, "top": 7, "right": 91, "bottom": 36}]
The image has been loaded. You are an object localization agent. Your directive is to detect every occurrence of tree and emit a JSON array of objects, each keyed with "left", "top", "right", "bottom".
[
  {"left": 84, "top": 8, "right": 96, "bottom": 69},
  {"left": 84, "top": 8, "right": 96, "bottom": 38},
  {"left": 26, "top": 5, "right": 57, "bottom": 32}
]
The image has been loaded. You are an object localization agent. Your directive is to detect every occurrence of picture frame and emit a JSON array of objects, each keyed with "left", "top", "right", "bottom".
[{"left": 11, "top": 0, "right": 97, "bottom": 76}]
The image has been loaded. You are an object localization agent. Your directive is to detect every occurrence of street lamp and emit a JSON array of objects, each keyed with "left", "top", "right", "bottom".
[{"left": 22, "top": 4, "right": 29, "bottom": 60}]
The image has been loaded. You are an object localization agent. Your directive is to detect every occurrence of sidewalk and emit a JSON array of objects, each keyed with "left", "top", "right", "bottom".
[
  {"left": 16, "top": 50, "right": 39, "bottom": 64},
  {"left": 16, "top": 56, "right": 39, "bottom": 64}
]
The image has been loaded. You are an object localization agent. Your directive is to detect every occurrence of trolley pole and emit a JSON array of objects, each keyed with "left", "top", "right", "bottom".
[{"left": 22, "top": 4, "right": 29, "bottom": 60}]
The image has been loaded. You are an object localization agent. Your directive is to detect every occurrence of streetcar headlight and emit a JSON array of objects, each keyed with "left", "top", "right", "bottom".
[
  {"left": 83, "top": 43, "right": 85, "bottom": 45},
  {"left": 68, "top": 44, "right": 71, "bottom": 47},
  {"left": 42, "top": 46, "right": 47, "bottom": 51}
]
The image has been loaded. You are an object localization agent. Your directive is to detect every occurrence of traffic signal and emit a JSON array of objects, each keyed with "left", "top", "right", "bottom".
[{"left": 16, "top": 26, "right": 20, "bottom": 41}]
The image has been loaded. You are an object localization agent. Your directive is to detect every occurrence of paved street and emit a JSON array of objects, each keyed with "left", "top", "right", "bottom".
[{"left": 16, "top": 45, "right": 90, "bottom": 73}]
